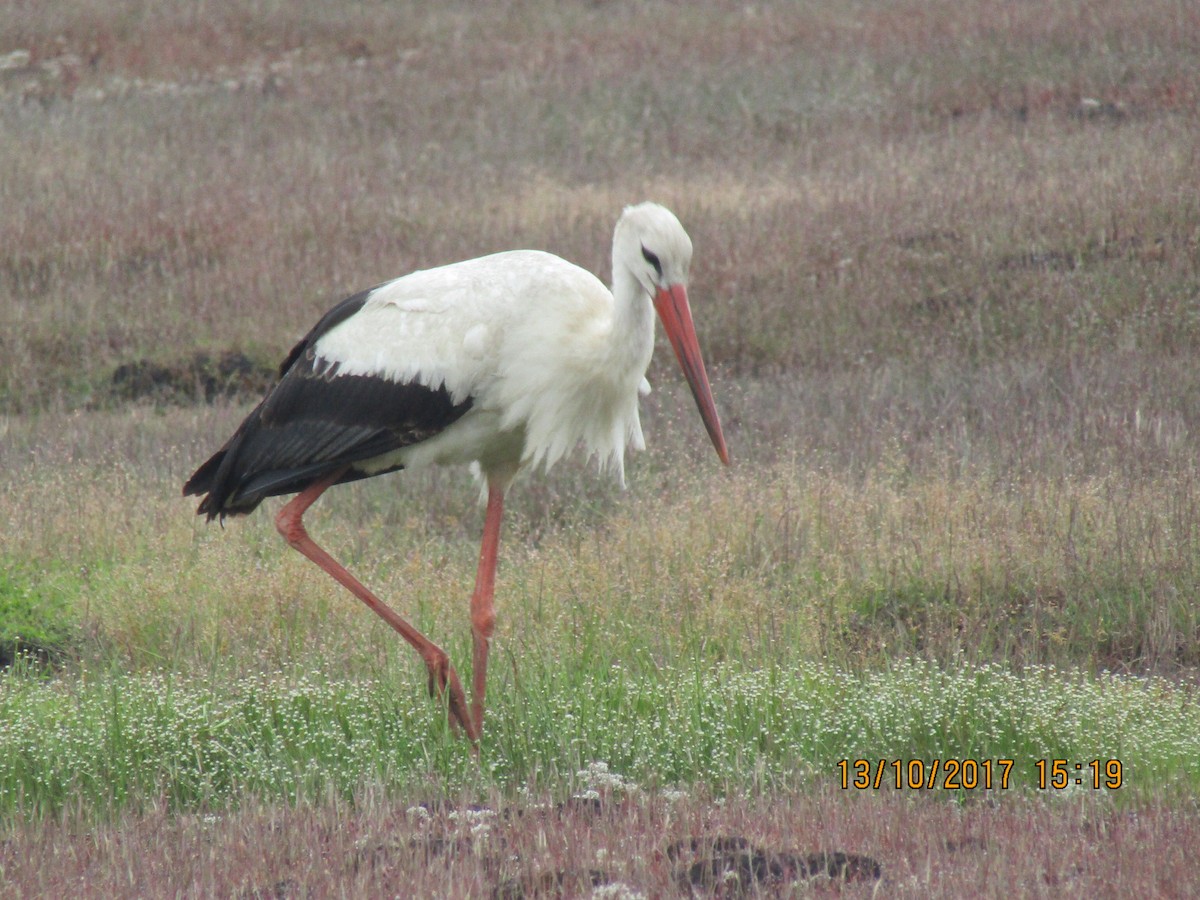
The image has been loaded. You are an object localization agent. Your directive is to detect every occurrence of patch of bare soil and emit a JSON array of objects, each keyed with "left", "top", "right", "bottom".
[
  {"left": 351, "top": 798, "right": 881, "bottom": 899},
  {"left": 107, "top": 350, "right": 274, "bottom": 406},
  {"left": 667, "top": 835, "right": 881, "bottom": 897}
]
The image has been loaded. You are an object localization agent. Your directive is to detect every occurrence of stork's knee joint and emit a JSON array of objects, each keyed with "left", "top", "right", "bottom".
[
  {"left": 423, "top": 648, "right": 448, "bottom": 676},
  {"left": 472, "top": 610, "right": 496, "bottom": 642},
  {"left": 274, "top": 508, "right": 305, "bottom": 545}
]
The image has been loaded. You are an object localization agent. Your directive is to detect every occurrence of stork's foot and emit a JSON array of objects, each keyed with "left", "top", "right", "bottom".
[{"left": 425, "top": 655, "right": 478, "bottom": 742}]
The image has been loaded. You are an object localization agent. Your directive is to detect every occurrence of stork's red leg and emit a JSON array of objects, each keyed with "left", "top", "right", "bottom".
[
  {"left": 275, "top": 469, "right": 477, "bottom": 741},
  {"left": 469, "top": 481, "right": 505, "bottom": 737}
]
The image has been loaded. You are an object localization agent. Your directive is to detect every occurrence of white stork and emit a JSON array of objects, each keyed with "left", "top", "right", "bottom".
[{"left": 184, "top": 202, "right": 729, "bottom": 741}]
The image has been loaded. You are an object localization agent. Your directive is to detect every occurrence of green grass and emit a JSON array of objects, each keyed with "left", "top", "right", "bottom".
[
  {"left": 0, "top": 562, "right": 85, "bottom": 668},
  {"left": 4, "top": 658, "right": 1195, "bottom": 820}
]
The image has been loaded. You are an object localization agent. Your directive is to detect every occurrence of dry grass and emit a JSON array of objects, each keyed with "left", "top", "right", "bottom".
[
  {"left": 3, "top": 0, "right": 1200, "bottom": 894},
  {"left": 3, "top": 405, "right": 1198, "bottom": 677},
  {"left": 4, "top": 0, "right": 1197, "bottom": 409}
]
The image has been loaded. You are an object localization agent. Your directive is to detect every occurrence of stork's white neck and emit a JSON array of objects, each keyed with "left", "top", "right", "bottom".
[{"left": 609, "top": 259, "right": 656, "bottom": 386}]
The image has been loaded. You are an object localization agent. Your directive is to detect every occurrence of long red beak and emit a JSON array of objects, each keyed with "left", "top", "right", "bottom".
[{"left": 653, "top": 283, "right": 730, "bottom": 465}]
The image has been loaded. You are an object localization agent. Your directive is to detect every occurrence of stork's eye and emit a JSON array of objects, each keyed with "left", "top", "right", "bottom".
[{"left": 641, "top": 245, "right": 662, "bottom": 277}]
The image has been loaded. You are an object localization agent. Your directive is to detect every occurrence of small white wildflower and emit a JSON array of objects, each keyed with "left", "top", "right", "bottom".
[
  {"left": 576, "top": 760, "right": 639, "bottom": 793},
  {"left": 591, "top": 884, "right": 647, "bottom": 900},
  {"left": 0, "top": 50, "right": 32, "bottom": 70},
  {"left": 405, "top": 805, "right": 431, "bottom": 822}
]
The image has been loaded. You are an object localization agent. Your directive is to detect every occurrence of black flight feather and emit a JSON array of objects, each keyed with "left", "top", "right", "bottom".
[{"left": 183, "top": 288, "right": 473, "bottom": 520}]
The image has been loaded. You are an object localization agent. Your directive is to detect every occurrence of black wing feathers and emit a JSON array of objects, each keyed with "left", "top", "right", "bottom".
[{"left": 183, "top": 289, "right": 473, "bottom": 520}]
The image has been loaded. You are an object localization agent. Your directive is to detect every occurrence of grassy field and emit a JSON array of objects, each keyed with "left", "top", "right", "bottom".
[{"left": 2, "top": 0, "right": 1200, "bottom": 895}]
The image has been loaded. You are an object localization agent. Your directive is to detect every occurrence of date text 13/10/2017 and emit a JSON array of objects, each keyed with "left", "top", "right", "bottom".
[{"left": 836, "top": 759, "right": 1124, "bottom": 791}]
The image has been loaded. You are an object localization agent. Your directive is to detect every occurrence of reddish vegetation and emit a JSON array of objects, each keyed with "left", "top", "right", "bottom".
[{"left": 3, "top": 789, "right": 1196, "bottom": 897}]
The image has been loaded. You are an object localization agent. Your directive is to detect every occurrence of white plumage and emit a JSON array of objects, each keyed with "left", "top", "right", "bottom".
[
  {"left": 185, "top": 202, "right": 728, "bottom": 741},
  {"left": 315, "top": 249, "right": 644, "bottom": 485}
]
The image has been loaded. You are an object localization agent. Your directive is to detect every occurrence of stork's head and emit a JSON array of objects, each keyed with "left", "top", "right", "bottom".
[
  {"left": 615, "top": 202, "right": 730, "bottom": 466},
  {"left": 615, "top": 202, "right": 693, "bottom": 298}
]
